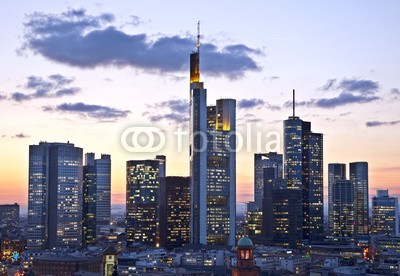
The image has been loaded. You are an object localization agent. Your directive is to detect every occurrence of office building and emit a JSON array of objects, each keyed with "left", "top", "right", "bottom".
[
  {"left": 350, "top": 162, "right": 369, "bottom": 237},
  {"left": 189, "top": 24, "right": 236, "bottom": 246},
  {"left": 371, "top": 189, "right": 399, "bottom": 236},
  {"left": 27, "top": 142, "right": 83, "bottom": 250},
  {"left": 254, "top": 153, "right": 283, "bottom": 210},
  {"left": 331, "top": 180, "right": 354, "bottom": 239},
  {"left": 126, "top": 155, "right": 166, "bottom": 246},
  {"left": 82, "top": 153, "right": 111, "bottom": 245},
  {"left": 159, "top": 176, "right": 190, "bottom": 249},
  {"left": 283, "top": 90, "right": 324, "bottom": 242},
  {"left": 246, "top": 202, "right": 263, "bottom": 239},
  {"left": 0, "top": 204, "right": 19, "bottom": 227},
  {"left": 328, "top": 163, "right": 346, "bottom": 233}
]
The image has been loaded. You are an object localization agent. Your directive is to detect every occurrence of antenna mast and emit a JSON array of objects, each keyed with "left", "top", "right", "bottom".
[
  {"left": 197, "top": 21, "right": 200, "bottom": 53},
  {"left": 293, "top": 89, "right": 295, "bottom": 117}
]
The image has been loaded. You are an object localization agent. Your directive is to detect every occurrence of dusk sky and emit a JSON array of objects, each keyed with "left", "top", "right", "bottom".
[{"left": 1, "top": 1, "right": 399, "bottom": 208}]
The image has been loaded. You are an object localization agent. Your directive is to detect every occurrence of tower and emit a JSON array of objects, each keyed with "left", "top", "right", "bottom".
[
  {"left": 371, "top": 190, "right": 399, "bottom": 236},
  {"left": 27, "top": 142, "right": 83, "bottom": 250},
  {"left": 126, "top": 156, "right": 166, "bottom": 246},
  {"left": 331, "top": 180, "right": 354, "bottom": 240},
  {"left": 283, "top": 90, "right": 324, "bottom": 243},
  {"left": 231, "top": 237, "right": 260, "bottom": 276},
  {"left": 350, "top": 162, "right": 369, "bottom": 237},
  {"left": 328, "top": 163, "right": 346, "bottom": 234}
]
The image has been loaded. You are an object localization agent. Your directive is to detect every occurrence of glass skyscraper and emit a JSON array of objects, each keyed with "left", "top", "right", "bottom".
[
  {"left": 328, "top": 163, "right": 346, "bottom": 233},
  {"left": 83, "top": 153, "right": 111, "bottom": 245},
  {"left": 189, "top": 27, "right": 236, "bottom": 246},
  {"left": 283, "top": 109, "right": 324, "bottom": 242},
  {"left": 253, "top": 152, "right": 283, "bottom": 210},
  {"left": 331, "top": 179, "right": 354, "bottom": 240},
  {"left": 27, "top": 142, "right": 83, "bottom": 250},
  {"left": 126, "top": 155, "right": 166, "bottom": 247},
  {"left": 350, "top": 162, "right": 369, "bottom": 237},
  {"left": 371, "top": 190, "right": 399, "bottom": 236}
]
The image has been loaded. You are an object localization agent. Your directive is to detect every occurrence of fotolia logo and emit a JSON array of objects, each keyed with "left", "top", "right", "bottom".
[{"left": 120, "top": 124, "right": 281, "bottom": 153}]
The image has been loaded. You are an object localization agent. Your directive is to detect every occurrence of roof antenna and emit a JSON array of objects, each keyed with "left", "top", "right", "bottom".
[
  {"left": 197, "top": 21, "right": 200, "bottom": 53},
  {"left": 293, "top": 89, "right": 295, "bottom": 117}
]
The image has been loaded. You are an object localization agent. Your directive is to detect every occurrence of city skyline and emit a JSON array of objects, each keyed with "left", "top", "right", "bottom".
[{"left": 1, "top": 1, "right": 400, "bottom": 209}]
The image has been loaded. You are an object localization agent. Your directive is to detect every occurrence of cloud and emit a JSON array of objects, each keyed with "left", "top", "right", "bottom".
[
  {"left": 339, "top": 112, "right": 351, "bottom": 117},
  {"left": 12, "top": 133, "right": 30, "bottom": 138},
  {"left": 130, "top": 15, "right": 144, "bottom": 26},
  {"left": 43, "top": 102, "right": 130, "bottom": 121},
  {"left": 10, "top": 74, "right": 80, "bottom": 102},
  {"left": 144, "top": 99, "right": 189, "bottom": 124},
  {"left": 0, "top": 93, "right": 8, "bottom": 100},
  {"left": 285, "top": 78, "right": 381, "bottom": 109},
  {"left": 391, "top": 88, "right": 400, "bottom": 95},
  {"left": 21, "top": 9, "right": 262, "bottom": 79},
  {"left": 366, "top": 120, "right": 400, "bottom": 127},
  {"left": 238, "top": 98, "right": 281, "bottom": 110}
]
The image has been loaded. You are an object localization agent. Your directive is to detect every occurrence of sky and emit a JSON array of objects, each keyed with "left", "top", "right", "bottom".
[{"left": 0, "top": 1, "right": 399, "bottom": 209}]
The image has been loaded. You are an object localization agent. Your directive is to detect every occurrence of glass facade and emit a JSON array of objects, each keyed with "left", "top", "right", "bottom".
[
  {"left": 371, "top": 190, "right": 399, "bottom": 236},
  {"left": 126, "top": 156, "right": 166, "bottom": 246},
  {"left": 328, "top": 163, "right": 346, "bottom": 234},
  {"left": 350, "top": 162, "right": 369, "bottom": 237},
  {"left": 27, "top": 142, "right": 83, "bottom": 250},
  {"left": 0, "top": 204, "right": 19, "bottom": 227},
  {"left": 332, "top": 180, "right": 354, "bottom": 240},
  {"left": 254, "top": 153, "right": 283, "bottom": 210}
]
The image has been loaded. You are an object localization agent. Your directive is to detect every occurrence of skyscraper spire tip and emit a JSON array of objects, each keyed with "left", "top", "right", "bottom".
[
  {"left": 293, "top": 89, "right": 295, "bottom": 117},
  {"left": 197, "top": 21, "right": 200, "bottom": 53}
]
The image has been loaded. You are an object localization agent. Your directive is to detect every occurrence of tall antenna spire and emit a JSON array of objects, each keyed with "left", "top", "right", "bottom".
[
  {"left": 293, "top": 89, "right": 295, "bottom": 117},
  {"left": 197, "top": 21, "right": 200, "bottom": 53}
]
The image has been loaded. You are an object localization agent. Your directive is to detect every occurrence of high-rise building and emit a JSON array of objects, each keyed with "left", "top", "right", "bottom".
[
  {"left": 328, "top": 163, "right": 346, "bottom": 233},
  {"left": 27, "top": 142, "right": 83, "bottom": 250},
  {"left": 83, "top": 153, "right": 111, "bottom": 245},
  {"left": 254, "top": 153, "right": 283, "bottom": 210},
  {"left": 283, "top": 91, "right": 324, "bottom": 242},
  {"left": 331, "top": 180, "right": 354, "bottom": 240},
  {"left": 126, "top": 155, "right": 166, "bottom": 247},
  {"left": 350, "top": 162, "right": 369, "bottom": 237},
  {"left": 189, "top": 24, "right": 236, "bottom": 246},
  {"left": 159, "top": 176, "right": 190, "bottom": 249},
  {"left": 0, "top": 204, "right": 19, "bottom": 227},
  {"left": 371, "top": 190, "right": 399, "bottom": 236},
  {"left": 246, "top": 202, "right": 263, "bottom": 239}
]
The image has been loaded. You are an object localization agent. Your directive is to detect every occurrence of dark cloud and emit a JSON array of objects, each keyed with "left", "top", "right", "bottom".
[
  {"left": 21, "top": 9, "right": 262, "bottom": 79},
  {"left": 10, "top": 74, "right": 80, "bottom": 102},
  {"left": 144, "top": 99, "right": 189, "bottom": 124},
  {"left": 43, "top": 102, "right": 130, "bottom": 121},
  {"left": 391, "top": 88, "right": 400, "bottom": 95},
  {"left": 366, "top": 120, "right": 400, "bottom": 127},
  {"left": 339, "top": 112, "right": 352, "bottom": 117},
  {"left": 238, "top": 98, "right": 281, "bottom": 110},
  {"left": 130, "top": 15, "right": 144, "bottom": 26},
  {"left": 12, "top": 133, "right": 30, "bottom": 138},
  {"left": 285, "top": 78, "right": 381, "bottom": 109}
]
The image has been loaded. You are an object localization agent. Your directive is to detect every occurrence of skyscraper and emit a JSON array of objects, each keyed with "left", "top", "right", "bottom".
[
  {"left": 189, "top": 24, "right": 236, "bottom": 246},
  {"left": 83, "top": 153, "right": 111, "bottom": 245},
  {"left": 283, "top": 90, "right": 324, "bottom": 242},
  {"left": 331, "top": 180, "right": 354, "bottom": 240},
  {"left": 371, "top": 190, "right": 399, "bottom": 236},
  {"left": 254, "top": 153, "right": 283, "bottom": 210},
  {"left": 350, "top": 162, "right": 369, "bottom": 237},
  {"left": 159, "top": 176, "right": 191, "bottom": 249},
  {"left": 126, "top": 155, "right": 166, "bottom": 247},
  {"left": 328, "top": 163, "right": 346, "bottom": 233},
  {"left": 27, "top": 142, "right": 83, "bottom": 250}
]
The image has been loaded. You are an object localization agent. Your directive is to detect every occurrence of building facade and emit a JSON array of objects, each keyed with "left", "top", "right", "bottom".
[
  {"left": 83, "top": 153, "right": 111, "bottom": 245},
  {"left": 328, "top": 163, "right": 346, "bottom": 233},
  {"left": 283, "top": 110, "right": 324, "bottom": 242},
  {"left": 371, "top": 189, "right": 399, "bottom": 236},
  {"left": 331, "top": 180, "right": 354, "bottom": 239},
  {"left": 126, "top": 156, "right": 166, "bottom": 246},
  {"left": 254, "top": 153, "right": 283, "bottom": 210},
  {"left": 189, "top": 27, "right": 236, "bottom": 246},
  {"left": 160, "top": 176, "right": 190, "bottom": 249},
  {"left": 0, "top": 204, "right": 19, "bottom": 227},
  {"left": 27, "top": 142, "right": 83, "bottom": 250},
  {"left": 350, "top": 162, "right": 369, "bottom": 237}
]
